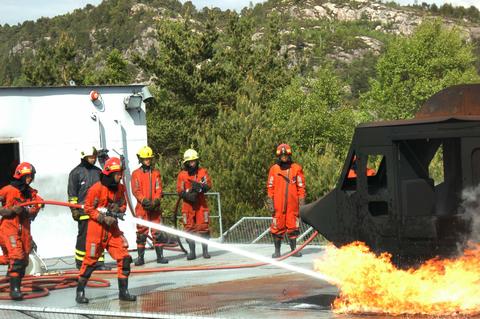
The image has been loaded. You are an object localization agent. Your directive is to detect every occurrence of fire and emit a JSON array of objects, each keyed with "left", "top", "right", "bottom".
[{"left": 314, "top": 242, "right": 480, "bottom": 316}]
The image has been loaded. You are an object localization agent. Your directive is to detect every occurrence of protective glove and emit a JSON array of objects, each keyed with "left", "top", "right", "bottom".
[
  {"left": 141, "top": 199, "right": 153, "bottom": 210},
  {"left": 70, "top": 208, "right": 82, "bottom": 221},
  {"left": 191, "top": 181, "right": 209, "bottom": 193},
  {"left": 152, "top": 198, "right": 161, "bottom": 211},
  {"left": 108, "top": 202, "right": 120, "bottom": 213},
  {"left": 299, "top": 198, "right": 306, "bottom": 207},
  {"left": 97, "top": 212, "right": 117, "bottom": 226},
  {"left": 182, "top": 190, "right": 198, "bottom": 204},
  {"left": 0, "top": 208, "right": 14, "bottom": 217},
  {"left": 12, "top": 206, "right": 25, "bottom": 215},
  {"left": 266, "top": 197, "right": 274, "bottom": 215}
]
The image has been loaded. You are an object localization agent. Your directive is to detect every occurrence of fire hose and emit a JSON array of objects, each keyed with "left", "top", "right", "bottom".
[{"left": 0, "top": 200, "right": 320, "bottom": 299}]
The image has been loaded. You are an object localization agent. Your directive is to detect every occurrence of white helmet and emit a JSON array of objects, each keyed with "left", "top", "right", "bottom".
[
  {"left": 80, "top": 146, "right": 98, "bottom": 159},
  {"left": 183, "top": 149, "right": 199, "bottom": 164}
]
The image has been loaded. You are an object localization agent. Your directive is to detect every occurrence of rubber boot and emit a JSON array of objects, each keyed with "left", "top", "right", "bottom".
[
  {"left": 272, "top": 237, "right": 281, "bottom": 258},
  {"left": 75, "top": 277, "right": 89, "bottom": 304},
  {"left": 118, "top": 278, "right": 137, "bottom": 301},
  {"left": 9, "top": 277, "right": 23, "bottom": 301},
  {"left": 201, "top": 233, "right": 211, "bottom": 259},
  {"left": 134, "top": 247, "right": 145, "bottom": 266},
  {"left": 289, "top": 238, "right": 302, "bottom": 257},
  {"left": 186, "top": 239, "right": 196, "bottom": 260},
  {"left": 155, "top": 246, "right": 169, "bottom": 264}
]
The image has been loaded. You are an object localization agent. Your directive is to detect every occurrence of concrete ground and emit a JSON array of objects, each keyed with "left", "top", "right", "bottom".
[{"left": 0, "top": 243, "right": 341, "bottom": 318}]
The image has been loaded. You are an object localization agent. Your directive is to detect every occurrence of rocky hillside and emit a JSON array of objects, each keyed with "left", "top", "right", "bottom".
[{"left": 0, "top": 0, "right": 479, "bottom": 86}]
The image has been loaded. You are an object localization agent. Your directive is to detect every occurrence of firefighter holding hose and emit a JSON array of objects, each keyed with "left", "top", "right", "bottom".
[
  {"left": 0, "top": 162, "right": 43, "bottom": 300},
  {"left": 131, "top": 146, "right": 168, "bottom": 266},
  {"left": 177, "top": 149, "right": 212, "bottom": 260},
  {"left": 76, "top": 157, "right": 136, "bottom": 303}
]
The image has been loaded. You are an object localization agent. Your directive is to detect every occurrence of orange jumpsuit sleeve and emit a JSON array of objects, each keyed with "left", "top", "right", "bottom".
[
  {"left": 296, "top": 166, "right": 306, "bottom": 199},
  {"left": 131, "top": 169, "right": 145, "bottom": 202},
  {"left": 27, "top": 190, "right": 43, "bottom": 217},
  {"left": 202, "top": 169, "right": 212, "bottom": 190},
  {"left": 154, "top": 170, "right": 163, "bottom": 199},
  {"left": 0, "top": 187, "right": 5, "bottom": 204},
  {"left": 267, "top": 166, "right": 276, "bottom": 199},
  {"left": 84, "top": 184, "right": 101, "bottom": 221},
  {"left": 118, "top": 185, "right": 127, "bottom": 214},
  {"left": 177, "top": 172, "right": 185, "bottom": 195}
]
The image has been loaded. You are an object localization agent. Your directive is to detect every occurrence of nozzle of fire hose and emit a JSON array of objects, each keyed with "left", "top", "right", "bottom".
[{"left": 98, "top": 207, "right": 125, "bottom": 221}]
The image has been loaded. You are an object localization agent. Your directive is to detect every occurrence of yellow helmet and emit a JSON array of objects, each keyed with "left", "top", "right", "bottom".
[
  {"left": 137, "top": 146, "right": 154, "bottom": 159},
  {"left": 183, "top": 149, "right": 199, "bottom": 164},
  {"left": 80, "top": 146, "right": 97, "bottom": 159}
]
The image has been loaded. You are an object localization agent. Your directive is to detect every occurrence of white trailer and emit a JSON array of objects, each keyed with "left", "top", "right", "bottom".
[{"left": 0, "top": 85, "right": 151, "bottom": 258}]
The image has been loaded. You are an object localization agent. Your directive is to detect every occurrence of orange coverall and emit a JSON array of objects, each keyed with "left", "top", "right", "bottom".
[
  {"left": 0, "top": 185, "right": 43, "bottom": 277},
  {"left": 79, "top": 181, "right": 131, "bottom": 279},
  {"left": 131, "top": 167, "right": 163, "bottom": 247},
  {"left": 267, "top": 163, "right": 306, "bottom": 239},
  {"left": 177, "top": 168, "right": 212, "bottom": 234}
]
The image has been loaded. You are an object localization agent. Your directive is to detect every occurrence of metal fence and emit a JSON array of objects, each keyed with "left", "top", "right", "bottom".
[{"left": 221, "top": 217, "right": 325, "bottom": 245}]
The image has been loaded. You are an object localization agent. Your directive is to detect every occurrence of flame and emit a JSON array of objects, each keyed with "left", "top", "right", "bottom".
[{"left": 314, "top": 242, "right": 480, "bottom": 316}]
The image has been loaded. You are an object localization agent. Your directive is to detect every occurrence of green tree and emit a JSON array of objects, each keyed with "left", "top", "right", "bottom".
[
  {"left": 269, "top": 66, "right": 356, "bottom": 153},
  {"left": 84, "top": 49, "right": 132, "bottom": 84},
  {"left": 361, "top": 20, "right": 480, "bottom": 120},
  {"left": 22, "top": 32, "right": 83, "bottom": 85},
  {"left": 193, "top": 96, "right": 276, "bottom": 227}
]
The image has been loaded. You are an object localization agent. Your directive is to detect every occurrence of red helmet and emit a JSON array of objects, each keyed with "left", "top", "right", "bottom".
[
  {"left": 102, "top": 157, "right": 123, "bottom": 175},
  {"left": 13, "top": 162, "right": 36, "bottom": 179},
  {"left": 276, "top": 144, "right": 292, "bottom": 157}
]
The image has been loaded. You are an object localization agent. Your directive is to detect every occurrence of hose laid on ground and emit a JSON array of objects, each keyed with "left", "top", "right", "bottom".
[
  {"left": 0, "top": 200, "right": 318, "bottom": 300},
  {"left": 0, "top": 275, "right": 110, "bottom": 300}
]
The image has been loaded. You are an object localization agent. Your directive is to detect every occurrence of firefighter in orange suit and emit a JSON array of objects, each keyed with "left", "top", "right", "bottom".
[
  {"left": 267, "top": 144, "right": 306, "bottom": 258},
  {"left": 177, "top": 149, "right": 212, "bottom": 260},
  {"left": 131, "top": 146, "right": 168, "bottom": 266},
  {"left": 76, "top": 157, "right": 136, "bottom": 304},
  {"left": 0, "top": 162, "right": 43, "bottom": 300}
]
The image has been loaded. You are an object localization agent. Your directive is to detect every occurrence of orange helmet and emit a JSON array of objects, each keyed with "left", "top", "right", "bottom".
[
  {"left": 276, "top": 144, "right": 292, "bottom": 157},
  {"left": 102, "top": 157, "right": 123, "bottom": 175},
  {"left": 13, "top": 162, "right": 36, "bottom": 180}
]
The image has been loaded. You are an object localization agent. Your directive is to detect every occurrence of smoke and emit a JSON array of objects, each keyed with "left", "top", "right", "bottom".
[{"left": 460, "top": 185, "right": 480, "bottom": 243}]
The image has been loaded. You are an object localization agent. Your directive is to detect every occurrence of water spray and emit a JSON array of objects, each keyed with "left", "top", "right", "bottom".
[
  {"left": 20, "top": 200, "right": 339, "bottom": 285},
  {"left": 128, "top": 215, "right": 339, "bottom": 284}
]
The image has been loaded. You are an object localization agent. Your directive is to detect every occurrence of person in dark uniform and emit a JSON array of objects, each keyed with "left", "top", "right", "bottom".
[{"left": 67, "top": 147, "right": 110, "bottom": 270}]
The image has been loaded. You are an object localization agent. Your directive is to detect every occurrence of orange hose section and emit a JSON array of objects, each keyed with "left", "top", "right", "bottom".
[
  {"left": 9, "top": 200, "right": 318, "bottom": 299},
  {"left": 0, "top": 276, "right": 109, "bottom": 300}
]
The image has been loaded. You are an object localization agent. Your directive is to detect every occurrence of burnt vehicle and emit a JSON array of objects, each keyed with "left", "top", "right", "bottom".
[{"left": 301, "top": 84, "right": 480, "bottom": 262}]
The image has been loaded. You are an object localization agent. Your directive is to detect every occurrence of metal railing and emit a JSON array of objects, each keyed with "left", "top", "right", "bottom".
[{"left": 222, "top": 217, "right": 324, "bottom": 245}]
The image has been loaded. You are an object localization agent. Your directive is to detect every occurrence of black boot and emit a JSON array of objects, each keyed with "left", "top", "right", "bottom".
[
  {"left": 9, "top": 277, "right": 23, "bottom": 301},
  {"left": 75, "top": 277, "right": 89, "bottom": 304},
  {"left": 118, "top": 278, "right": 136, "bottom": 301},
  {"left": 289, "top": 238, "right": 302, "bottom": 257},
  {"left": 134, "top": 247, "right": 145, "bottom": 266},
  {"left": 272, "top": 237, "right": 281, "bottom": 258},
  {"left": 186, "top": 239, "right": 196, "bottom": 260},
  {"left": 155, "top": 246, "right": 169, "bottom": 264},
  {"left": 201, "top": 233, "right": 211, "bottom": 259}
]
